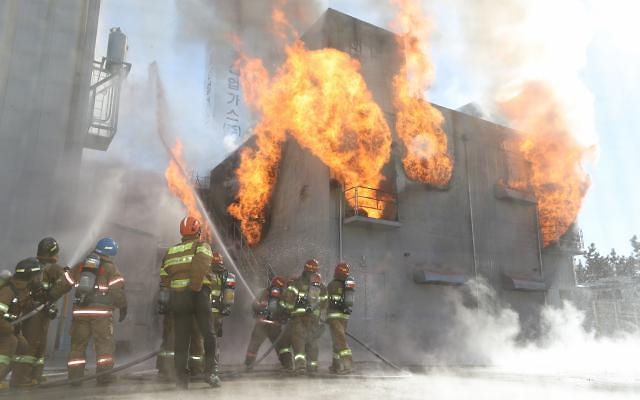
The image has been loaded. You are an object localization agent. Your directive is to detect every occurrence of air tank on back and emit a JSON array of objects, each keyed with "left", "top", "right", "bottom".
[{"left": 106, "top": 27, "right": 127, "bottom": 74}]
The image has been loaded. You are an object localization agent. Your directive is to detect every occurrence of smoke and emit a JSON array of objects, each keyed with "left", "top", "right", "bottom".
[
  {"left": 174, "top": 0, "right": 324, "bottom": 151},
  {"left": 424, "top": 0, "right": 597, "bottom": 147},
  {"left": 419, "top": 279, "right": 640, "bottom": 383}
]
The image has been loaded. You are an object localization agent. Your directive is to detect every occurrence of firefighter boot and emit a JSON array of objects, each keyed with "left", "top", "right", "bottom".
[
  {"left": 205, "top": 372, "right": 221, "bottom": 388},
  {"left": 9, "top": 360, "right": 36, "bottom": 388},
  {"left": 188, "top": 355, "right": 204, "bottom": 378},
  {"left": 294, "top": 355, "right": 306, "bottom": 375},
  {"left": 339, "top": 355, "right": 353, "bottom": 375},
  {"left": 32, "top": 363, "right": 46, "bottom": 384},
  {"left": 279, "top": 352, "right": 294, "bottom": 371},
  {"left": 159, "top": 355, "right": 177, "bottom": 381},
  {"left": 96, "top": 365, "right": 116, "bottom": 385},
  {"left": 307, "top": 361, "right": 318, "bottom": 375},
  {"left": 329, "top": 353, "right": 341, "bottom": 374},
  {"left": 68, "top": 365, "right": 85, "bottom": 387},
  {"left": 204, "top": 357, "right": 221, "bottom": 388},
  {"left": 204, "top": 365, "right": 222, "bottom": 387}
]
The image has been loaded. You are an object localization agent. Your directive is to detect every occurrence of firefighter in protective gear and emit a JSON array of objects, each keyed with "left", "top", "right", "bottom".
[
  {"left": 327, "top": 262, "right": 355, "bottom": 374},
  {"left": 157, "top": 259, "right": 205, "bottom": 378},
  {"left": 0, "top": 258, "right": 42, "bottom": 389},
  {"left": 160, "top": 216, "right": 220, "bottom": 389},
  {"left": 244, "top": 276, "right": 293, "bottom": 371},
  {"left": 51, "top": 237, "right": 127, "bottom": 385},
  {"left": 208, "top": 252, "right": 235, "bottom": 358},
  {"left": 280, "top": 259, "right": 327, "bottom": 374},
  {"left": 10, "top": 238, "right": 66, "bottom": 386}
]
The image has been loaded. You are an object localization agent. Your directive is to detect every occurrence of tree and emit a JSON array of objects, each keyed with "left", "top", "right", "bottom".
[
  {"left": 576, "top": 236, "right": 640, "bottom": 283},
  {"left": 583, "top": 242, "right": 612, "bottom": 282}
]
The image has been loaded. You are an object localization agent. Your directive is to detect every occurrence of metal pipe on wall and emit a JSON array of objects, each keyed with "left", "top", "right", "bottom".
[
  {"left": 534, "top": 205, "right": 547, "bottom": 305},
  {"left": 462, "top": 135, "right": 480, "bottom": 302},
  {"left": 339, "top": 184, "right": 344, "bottom": 261}
]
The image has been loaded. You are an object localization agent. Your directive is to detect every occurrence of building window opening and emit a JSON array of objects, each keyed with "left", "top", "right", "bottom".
[{"left": 343, "top": 186, "right": 398, "bottom": 222}]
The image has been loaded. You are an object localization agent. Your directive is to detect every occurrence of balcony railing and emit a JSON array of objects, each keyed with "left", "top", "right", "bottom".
[{"left": 343, "top": 186, "right": 398, "bottom": 222}]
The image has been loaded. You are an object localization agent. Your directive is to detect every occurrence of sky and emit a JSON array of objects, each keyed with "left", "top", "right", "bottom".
[{"left": 94, "top": 0, "right": 640, "bottom": 256}]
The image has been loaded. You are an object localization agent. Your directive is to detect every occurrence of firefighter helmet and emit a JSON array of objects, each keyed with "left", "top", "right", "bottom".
[
  {"left": 212, "top": 251, "right": 224, "bottom": 265},
  {"left": 334, "top": 262, "right": 350, "bottom": 279},
  {"left": 37, "top": 237, "right": 59, "bottom": 258},
  {"left": 303, "top": 259, "right": 319, "bottom": 273},
  {"left": 180, "top": 216, "right": 201, "bottom": 237},
  {"left": 14, "top": 257, "right": 42, "bottom": 280},
  {"left": 270, "top": 276, "right": 286, "bottom": 289},
  {"left": 95, "top": 237, "right": 118, "bottom": 257}
]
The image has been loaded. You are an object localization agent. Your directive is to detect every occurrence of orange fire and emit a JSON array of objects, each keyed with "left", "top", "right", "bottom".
[
  {"left": 500, "top": 82, "right": 590, "bottom": 246},
  {"left": 151, "top": 62, "right": 211, "bottom": 240},
  {"left": 229, "top": 39, "right": 393, "bottom": 245},
  {"left": 164, "top": 140, "right": 211, "bottom": 241},
  {"left": 391, "top": 0, "right": 453, "bottom": 188}
]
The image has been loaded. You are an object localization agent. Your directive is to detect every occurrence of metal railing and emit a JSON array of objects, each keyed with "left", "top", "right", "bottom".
[
  {"left": 86, "top": 58, "right": 131, "bottom": 150},
  {"left": 556, "top": 226, "right": 585, "bottom": 253},
  {"left": 589, "top": 300, "right": 640, "bottom": 333},
  {"left": 343, "top": 186, "right": 398, "bottom": 221}
]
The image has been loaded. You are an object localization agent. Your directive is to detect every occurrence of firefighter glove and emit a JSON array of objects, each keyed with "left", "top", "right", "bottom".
[
  {"left": 118, "top": 307, "right": 127, "bottom": 322},
  {"left": 30, "top": 284, "right": 48, "bottom": 304}
]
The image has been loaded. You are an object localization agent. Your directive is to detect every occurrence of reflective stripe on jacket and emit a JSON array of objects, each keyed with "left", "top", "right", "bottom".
[{"left": 161, "top": 238, "right": 213, "bottom": 292}]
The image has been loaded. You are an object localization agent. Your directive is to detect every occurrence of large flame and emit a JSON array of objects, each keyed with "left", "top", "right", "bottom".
[
  {"left": 391, "top": 0, "right": 453, "bottom": 188},
  {"left": 164, "top": 139, "right": 210, "bottom": 240},
  {"left": 500, "top": 82, "right": 590, "bottom": 246},
  {"left": 229, "top": 39, "right": 393, "bottom": 245}
]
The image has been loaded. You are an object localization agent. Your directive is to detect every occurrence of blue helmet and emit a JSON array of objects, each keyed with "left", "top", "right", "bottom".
[{"left": 95, "top": 237, "right": 118, "bottom": 257}]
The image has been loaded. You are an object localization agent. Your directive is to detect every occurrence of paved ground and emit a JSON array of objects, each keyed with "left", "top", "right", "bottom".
[{"left": 4, "top": 363, "right": 640, "bottom": 400}]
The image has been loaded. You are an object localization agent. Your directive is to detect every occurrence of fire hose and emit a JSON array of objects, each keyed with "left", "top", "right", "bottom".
[
  {"left": 34, "top": 318, "right": 403, "bottom": 388},
  {"left": 244, "top": 318, "right": 405, "bottom": 373},
  {"left": 38, "top": 350, "right": 161, "bottom": 388},
  {"left": 10, "top": 302, "right": 49, "bottom": 326}
]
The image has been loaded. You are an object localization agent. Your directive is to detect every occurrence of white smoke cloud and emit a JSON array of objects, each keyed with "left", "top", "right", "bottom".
[
  {"left": 425, "top": 0, "right": 597, "bottom": 147},
  {"left": 440, "top": 279, "right": 640, "bottom": 383}
]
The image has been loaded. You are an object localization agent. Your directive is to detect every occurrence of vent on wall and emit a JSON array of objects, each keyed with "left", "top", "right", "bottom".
[
  {"left": 501, "top": 273, "right": 546, "bottom": 291},
  {"left": 413, "top": 269, "right": 467, "bottom": 285}
]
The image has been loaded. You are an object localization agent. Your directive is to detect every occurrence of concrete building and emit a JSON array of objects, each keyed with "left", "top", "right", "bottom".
[
  {"left": 0, "top": 0, "right": 100, "bottom": 262},
  {"left": 207, "top": 9, "right": 582, "bottom": 364}
]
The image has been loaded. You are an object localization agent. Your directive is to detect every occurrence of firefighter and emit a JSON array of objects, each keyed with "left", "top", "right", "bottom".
[
  {"left": 52, "top": 237, "right": 127, "bottom": 385},
  {"left": 0, "top": 258, "right": 42, "bottom": 389},
  {"left": 11, "top": 238, "right": 66, "bottom": 386},
  {"left": 160, "top": 216, "right": 220, "bottom": 389},
  {"left": 208, "top": 252, "right": 235, "bottom": 369},
  {"left": 157, "top": 264, "right": 205, "bottom": 379},
  {"left": 327, "top": 262, "right": 356, "bottom": 374},
  {"left": 244, "top": 276, "right": 293, "bottom": 371},
  {"left": 280, "top": 259, "right": 327, "bottom": 374}
]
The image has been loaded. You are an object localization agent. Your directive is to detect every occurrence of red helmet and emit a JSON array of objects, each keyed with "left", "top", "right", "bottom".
[
  {"left": 180, "top": 216, "right": 201, "bottom": 237},
  {"left": 212, "top": 252, "right": 223, "bottom": 265},
  {"left": 334, "top": 262, "right": 350, "bottom": 279},
  {"left": 303, "top": 259, "right": 319, "bottom": 273},
  {"left": 270, "top": 276, "right": 286, "bottom": 288}
]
